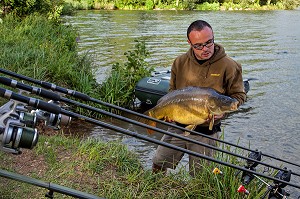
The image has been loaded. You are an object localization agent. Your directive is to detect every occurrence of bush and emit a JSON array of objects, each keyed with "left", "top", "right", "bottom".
[
  {"left": 99, "top": 40, "right": 154, "bottom": 111},
  {"left": 1, "top": 0, "right": 65, "bottom": 18},
  {"left": 196, "top": 2, "right": 220, "bottom": 10}
]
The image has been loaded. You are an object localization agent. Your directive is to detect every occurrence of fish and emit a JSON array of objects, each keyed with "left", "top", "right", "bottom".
[{"left": 142, "top": 86, "right": 239, "bottom": 135}]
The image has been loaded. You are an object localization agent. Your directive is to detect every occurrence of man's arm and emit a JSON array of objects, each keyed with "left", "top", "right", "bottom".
[
  {"left": 226, "top": 62, "right": 246, "bottom": 107},
  {"left": 169, "top": 61, "right": 177, "bottom": 92}
]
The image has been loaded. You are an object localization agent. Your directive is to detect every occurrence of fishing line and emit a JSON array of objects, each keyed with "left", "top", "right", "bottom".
[
  {"left": 0, "top": 87, "right": 299, "bottom": 190},
  {"left": 1, "top": 76, "right": 300, "bottom": 178},
  {"left": 1, "top": 68, "right": 300, "bottom": 169}
]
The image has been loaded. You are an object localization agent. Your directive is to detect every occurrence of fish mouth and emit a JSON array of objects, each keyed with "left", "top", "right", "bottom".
[{"left": 230, "top": 101, "right": 239, "bottom": 111}]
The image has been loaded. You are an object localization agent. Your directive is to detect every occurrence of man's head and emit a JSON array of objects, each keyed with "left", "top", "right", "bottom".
[{"left": 187, "top": 20, "right": 215, "bottom": 60}]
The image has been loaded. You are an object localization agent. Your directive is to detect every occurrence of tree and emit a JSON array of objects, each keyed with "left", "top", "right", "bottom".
[{"left": 1, "top": 0, "right": 64, "bottom": 18}]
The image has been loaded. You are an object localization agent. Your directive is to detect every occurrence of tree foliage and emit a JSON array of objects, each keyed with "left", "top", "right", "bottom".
[
  {"left": 1, "top": 0, "right": 300, "bottom": 14},
  {"left": 1, "top": 0, "right": 65, "bottom": 18},
  {"left": 84, "top": 0, "right": 300, "bottom": 9}
]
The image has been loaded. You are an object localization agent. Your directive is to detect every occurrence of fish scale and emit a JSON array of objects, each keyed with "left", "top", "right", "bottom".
[{"left": 142, "top": 86, "right": 239, "bottom": 134}]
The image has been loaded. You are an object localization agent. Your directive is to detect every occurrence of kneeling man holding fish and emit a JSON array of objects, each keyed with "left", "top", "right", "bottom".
[{"left": 151, "top": 20, "right": 246, "bottom": 176}]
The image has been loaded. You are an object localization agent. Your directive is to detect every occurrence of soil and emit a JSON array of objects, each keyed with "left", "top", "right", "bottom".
[
  {"left": 1, "top": 118, "right": 94, "bottom": 178},
  {"left": 0, "top": 119, "right": 103, "bottom": 198}
]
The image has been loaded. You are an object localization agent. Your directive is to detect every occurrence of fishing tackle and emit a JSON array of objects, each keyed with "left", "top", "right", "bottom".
[
  {"left": 241, "top": 150, "right": 262, "bottom": 185},
  {"left": 213, "top": 167, "right": 223, "bottom": 175},
  {"left": 0, "top": 87, "right": 299, "bottom": 190},
  {"left": 0, "top": 95, "right": 99, "bottom": 198},
  {"left": 0, "top": 95, "right": 71, "bottom": 154},
  {"left": 1, "top": 68, "right": 299, "bottom": 169},
  {"left": 237, "top": 185, "right": 250, "bottom": 195},
  {"left": 1, "top": 75, "right": 300, "bottom": 179},
  {"left": 237, "top": 151, "right": 292, "bottom": 199},
  {"left": 0, "top": 99, "right": 38, "bottom": 154},
  {"left": 1, "top": 68, "right": 300, "bottom": 198},
  {"left": 0, "top": 169, "right": 103, "bottom": 199},
  {"left": 33, "top": 100, "right": 71, "bottom": 130},
  {"left": 263, "top": 168, "right": 291, "bottom": 199}
]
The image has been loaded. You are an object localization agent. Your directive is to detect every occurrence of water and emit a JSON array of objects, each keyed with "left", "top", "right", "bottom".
[{"left": 64, "top": 9, "right": 300, "bottom": 194}]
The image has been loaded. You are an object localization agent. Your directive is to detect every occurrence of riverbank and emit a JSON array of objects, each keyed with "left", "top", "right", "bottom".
[
  {"left": 0, "top": 116, "right": 252, "bottom": 199},
  {"left": 0, "top": 128, "right": 145, "bottom": 198},
  {"left": 0, "top": 121, "right": 266, "bottom": 198},
  {"left": 64, "top": 0, "right": 299, "bottom": 11},
  {"left": 0, "top": 13, "right": 275, "bottom": 198}
]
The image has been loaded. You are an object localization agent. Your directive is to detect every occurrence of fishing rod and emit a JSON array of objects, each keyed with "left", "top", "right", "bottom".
[
  {"left": 0, "top": 169, "right": 103, "bottom": 199},
  {"left": 0, "top": 87, "right": 299, "bottom": 190},
  {"left": 0, "top": 92, "right": 297, "bottom": 198},
  {"left": 1, "top": 77, "right": 300, "bottom": 179},
  {"left": 1, "top": 68, "right": 300, "bottom": 169}
]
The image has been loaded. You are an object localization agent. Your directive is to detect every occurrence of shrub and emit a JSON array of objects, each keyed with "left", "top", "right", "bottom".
[{"left": 99, "top": 40, "right": 154, "bottom": 111}]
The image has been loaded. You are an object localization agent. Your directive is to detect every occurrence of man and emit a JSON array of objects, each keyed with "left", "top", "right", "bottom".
[{"left": 152, "top": 20, "right": 246, "bottom": 176}]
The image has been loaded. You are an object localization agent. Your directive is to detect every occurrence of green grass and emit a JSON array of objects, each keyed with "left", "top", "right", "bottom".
[
  {"left": 0, "top": 13, "right": 275, "bottom": 199},
  {"left": 0, "top": 13, "right": 97, "bottom": 97},
  {"left": 0, "top": 130, "right": 270, "bottom": 199},
  {"left": 0, "top": 14, "right": 153, "bottom": 117}
]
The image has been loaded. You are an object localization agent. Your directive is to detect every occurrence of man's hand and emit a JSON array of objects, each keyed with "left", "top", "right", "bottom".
[
  {"left": 213, "top": 114, "right": 224, "bottom": 120},
  {"left": 205, "top": 114, "right": 224, "bottom": 124},
  {"left": 164, "top": 116, "right": 174, "bottom": 123}
]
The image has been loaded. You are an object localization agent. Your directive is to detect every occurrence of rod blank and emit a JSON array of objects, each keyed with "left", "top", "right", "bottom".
[
  {"left": 0, "top": 169, "right": 103, "bottom": 199},
  {"left": 1, "top": 77, "right": 300, "bottom": 178},
  {"left": 0, "top": 87, "right": 299, "bottom": 189},
  {"left": 1, "top": 67, "right": 299, "bottom": 169}
]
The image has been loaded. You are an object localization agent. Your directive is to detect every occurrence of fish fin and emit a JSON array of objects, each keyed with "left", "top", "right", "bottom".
[
  {"left": 209, "top": 114, "right": 214, "bottom": 130},
  {"left": 184, "top": 125, "right": 196, "bottom": 136},
  {"left": 139, "top": 110, "right": 157, "bottom": 135},
  {"left": 146, "top": 121, "right": 157, "bottom": 135}
]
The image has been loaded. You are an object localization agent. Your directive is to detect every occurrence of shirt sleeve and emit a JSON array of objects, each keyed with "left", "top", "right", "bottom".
[
  {"left": 226, "top": 62, "right": 247, "bottom": 106},
  {"left": 169, "top": 59, "right": 177, "bottom": 92}
]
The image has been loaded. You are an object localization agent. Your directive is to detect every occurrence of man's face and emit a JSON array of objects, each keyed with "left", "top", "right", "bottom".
[{"left": 188, "top": 26, "right": 215, "bottom": 60}]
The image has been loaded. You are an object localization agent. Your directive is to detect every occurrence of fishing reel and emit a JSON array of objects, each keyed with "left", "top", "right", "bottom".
[
  {"left": 0, "top": 98, "right": 71, "bottom": 154},
  {"left": 0, "top": 119, "right": 38, "bottom": 154},
  {"left": 32, "top": 100, "right": 71, "bottom": 130},
  {"left": 0, "top": 100, "right": 38, "bottom": 154}
]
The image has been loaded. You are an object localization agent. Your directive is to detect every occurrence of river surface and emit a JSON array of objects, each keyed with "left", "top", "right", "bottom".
[{"left": 64, "top": 9, "right": 300, "bottom": 194}]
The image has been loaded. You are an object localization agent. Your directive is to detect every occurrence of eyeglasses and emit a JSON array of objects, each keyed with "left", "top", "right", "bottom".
[{"left": 190, "top": 38, "right": 214, "bottom": 50}]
